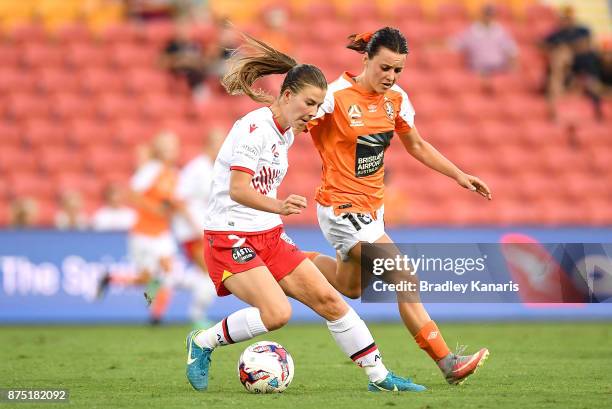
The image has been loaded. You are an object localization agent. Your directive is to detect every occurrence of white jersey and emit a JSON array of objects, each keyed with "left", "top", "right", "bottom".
[
  {"left": 173, "top": 154, "right": 214, "bottom": 242},
  {"left": 204, "top": 107, "right": 293, "bottom": 232}
]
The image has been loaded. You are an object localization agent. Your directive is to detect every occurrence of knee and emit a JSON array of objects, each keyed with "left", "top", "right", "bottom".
[
  {"left": 317, "top": 290, "right": 349, "bottom": 319},
  {"left": 260, "top": 302, "right": 292, "bottom": 331},
  {"left": 343, "top": 287, "right": 362, "bottom": 300}
]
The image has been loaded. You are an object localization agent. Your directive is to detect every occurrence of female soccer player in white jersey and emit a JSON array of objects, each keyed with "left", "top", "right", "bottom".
[
  {"left": 305, "top": 27, "right": 492, "bottom": 385},
  {"left": 184, "top": 35, "right": 425, "bottom": 393}
]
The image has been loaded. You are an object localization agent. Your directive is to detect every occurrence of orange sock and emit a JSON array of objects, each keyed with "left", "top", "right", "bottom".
[
  {"left": 414, "top": 320, "right": 451, "bottom": 361},
  {"left": 303, "top": 251, "right": 320, "bottom": 261},
  {"left": 151, "top": 287, "right": 172, "bottom": 320}
]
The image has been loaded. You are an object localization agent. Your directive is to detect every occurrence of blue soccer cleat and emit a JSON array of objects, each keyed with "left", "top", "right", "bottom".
[
  {"left": 185, "top": 330, "right": 214, "bottom": 391},
  {"left": 368, "top": 371, "right": 427, "bottom": 392}
]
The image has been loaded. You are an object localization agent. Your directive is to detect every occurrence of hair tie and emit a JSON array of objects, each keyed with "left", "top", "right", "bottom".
[{"left": 355, "top": 31, "right": 373, "bottom": 43}]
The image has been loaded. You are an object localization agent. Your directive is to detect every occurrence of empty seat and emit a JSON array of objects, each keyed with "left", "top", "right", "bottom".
[
  {"left": 65, "top": 43, "right": 109, "bottom": 69},
  {"left": 51, "top": 93, "right": 98, "bottom": 120},
  {"left": 37, "top": 146, "right": 85, "bottom": 173},
  {"left": 22, "top": 119, "right": 68, "bottom": 146},
  {"left": 7, "top": 171, "right": 56, "bottom": 198},
  {"left": 7, "top": 94, "right": 51, "bottom": 120},
  {"left": 21, "top": 43, "right": 64, "bottom": 68},
  {"left": 37, "top": 68, "right": 81, "bottom": 93},
  {"left": 80, "top": 68, "right": 126, "bottom": 94}
]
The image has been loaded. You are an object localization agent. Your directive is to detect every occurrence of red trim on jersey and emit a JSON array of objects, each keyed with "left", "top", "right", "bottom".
[
  {"left": 230, "top": 166, "right": 255, "bottom": 176},
  {"left": 267, "top": 107, "right": 290, "bottom": 135}
]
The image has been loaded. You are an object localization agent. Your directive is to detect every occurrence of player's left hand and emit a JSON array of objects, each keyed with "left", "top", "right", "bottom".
[{"left": 456, "top": 173, "right": 492, "bottom": 200}]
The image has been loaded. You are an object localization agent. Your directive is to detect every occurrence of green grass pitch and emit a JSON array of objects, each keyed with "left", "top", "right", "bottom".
[{"left": 1, "top": 322, "right": 611, "bottom": 408}]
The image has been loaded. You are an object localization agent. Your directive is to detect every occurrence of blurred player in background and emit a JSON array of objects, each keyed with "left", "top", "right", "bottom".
[
  {"left": 171, "top": 130, "right": 225, "bottom": 328},
  {"left": 98, "top": 132, "right": 213, "bottom": 326},
  {"left": 305, "top": 27, "right": 492, "bottom": 385},
  {"left": 97, "top": 131, "right": 181, "bottom": 324},
  {"left": 185, "top": 34, "right": 426, "bottom": 393}
]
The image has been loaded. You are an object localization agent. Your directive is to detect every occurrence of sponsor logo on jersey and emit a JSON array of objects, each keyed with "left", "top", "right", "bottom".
[
  {"left": 271, "top": 143, "right": 279, "bottom": 158},
  {"left": 232, "top": 246, "right": 256, "bottom": 264},
  {"left": 383, "top": 100, "right": 395, "bottom": 121},
  {"left": 249, "top": 124, "right": 258, "bottom": 133},
  {"left": 348, "top": 104, "right": 364, "bottom": 127},
  {"left": 355, "top": 131, "right": 393, "bottom": 177},
  {"left": 251, "top": 166, "right": 283, "bottom": 195},
  {"left": 367, "top": 103, "right": 378, "bottom": 112}
]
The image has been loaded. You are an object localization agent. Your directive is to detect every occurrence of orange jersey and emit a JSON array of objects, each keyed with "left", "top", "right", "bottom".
[
  {"left": 308, "top": 72, "right": 415, "bottom": 215},
  {"left": 130, "top": 160, "right": 178, "bottom": 236}
]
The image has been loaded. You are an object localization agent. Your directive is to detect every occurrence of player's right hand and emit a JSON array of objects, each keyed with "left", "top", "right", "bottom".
[{"left": 279, "top": 194, "right": 307, "bottom": 216}]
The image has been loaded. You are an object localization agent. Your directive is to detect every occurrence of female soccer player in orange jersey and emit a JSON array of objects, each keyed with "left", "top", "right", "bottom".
[{"left": 306, "top": 27, "right": 492, "bottom": 385}]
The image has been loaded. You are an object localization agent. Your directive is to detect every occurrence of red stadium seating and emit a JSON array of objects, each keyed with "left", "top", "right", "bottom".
[{"left": 0, "top": 5, "right": 610, "bottom": 227}]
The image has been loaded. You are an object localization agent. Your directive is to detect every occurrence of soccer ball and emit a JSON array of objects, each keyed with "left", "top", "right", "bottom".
[{"left": 237, "top": 341, "right": 294, "bottom": 393}]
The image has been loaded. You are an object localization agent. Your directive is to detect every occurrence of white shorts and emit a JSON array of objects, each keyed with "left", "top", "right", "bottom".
[
  {"left": 317, "top": 204, "right": 386, "bottom": 261},
  {"left": 128, "top": 232, "right": 177, "bottom": 273}
]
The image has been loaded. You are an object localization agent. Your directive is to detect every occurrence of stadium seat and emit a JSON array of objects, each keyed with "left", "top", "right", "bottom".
[
  {"left": 0, "top": 43, "right": 19, "bottom": 66},
  {"left": 299, "top": 2, "right": 338, "bottom": 20},
  {"left": 521, "top": 120, "right": 566, "bottom": 147},
  {"left": 21, "top": 43, "right": 64, "bottom": 68},
  {"left": 110, "top": 44, "right": 156, "bottom": 69},
  {"left": 98, "top": 23, "right": 142, "bottom": 44},
  {"left": 68, "top": 120, "right": 112, "bottom": 148},
  {"left": 418, "top": 49, "right": 465, "bottom": 71},
  {"left": 409, "top": 93, "right": 458, "bottom": 122},
  {"left": 0, "top": 69, "right": 36, "bottom": 94},
  {"left": 476, "top": 120, "right": 518, "bottom": 147},
  {"left": 436, "top": 69, "right": 484, "bottom": 94},
  {"left": 97, "top": 93, "right": 143, "bottom": 120},
  {"left": 0, "top": 123, "right": 22, "bottom": 146},
  {"left": 80, "top": 68, "right": 127, "bottom": 94},
  {"left": 86, "top": 146, "right": 134, "bottom": 174},
  {"left": 458, "top": 92, "right": 505, "bottom": 120},
  {"left": 5, "top": 23, "right": 47, "bottom": 44},
  {"left": 345, "top": 1, "right": 380, "bottom": 21},
  {"left": 7, "top": 171, "right": 56, "bottom": 199},
  {"left": 112, "top": 119, "right": 155, "bottom": 146},
  {"left": 38, "top": 68, "right": 81, "bottom": 94},
  {"left": 125, "top": 69, "right": 169, "bottom": 94},
  {"left": 140, "top": 93, "right": 187, "bottom": 120},
  {"left": 22, "top": 119, "right": 68, "bottom": 147},
  {"left": 538, "top": 145, "right": 589, "bottom": 174},
  {"left": 51, "top": 93, "right": 98, "bottom": 121},
  {"left": 65, "top": 43, "right": 109, "bottom": 69},
  {"left": 7, "top": 93, "right": 51, "bottom": 120},
  {"left": 142, "top": 20, "right": 176, "bottom": 47},
  {"left": 37, "top": 146, "right": 85, "bottom": 173},
  {"left": 436, "top": 2, "right": 469, "bottom": 23},
  {"left": 391, "top": 2, "right": 424, "bottom": 22},
  {"left": 427, "top": 120, "right": 476, "bottom": 147},
  {"left": 54, "top": 172, "right": 104, "bottom": 200},
  {"left": 500, "top": 94, "right": 550, "bottom": 121},
  {"left": 52, "top": 23, "right": 93, "bottom": 45}
]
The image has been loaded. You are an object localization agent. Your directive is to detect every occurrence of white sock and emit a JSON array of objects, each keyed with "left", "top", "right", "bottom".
[
  {"left": 194, "top": 307, "right": 268, "bottom": 349},
  {"left": 326, "top": 307, "right": 389, "bottom": 383}
]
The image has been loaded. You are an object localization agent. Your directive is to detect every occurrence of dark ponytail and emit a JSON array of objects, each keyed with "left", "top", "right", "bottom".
[{"left": 347, "top": 27, "right": 408, "bottom": 58}]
